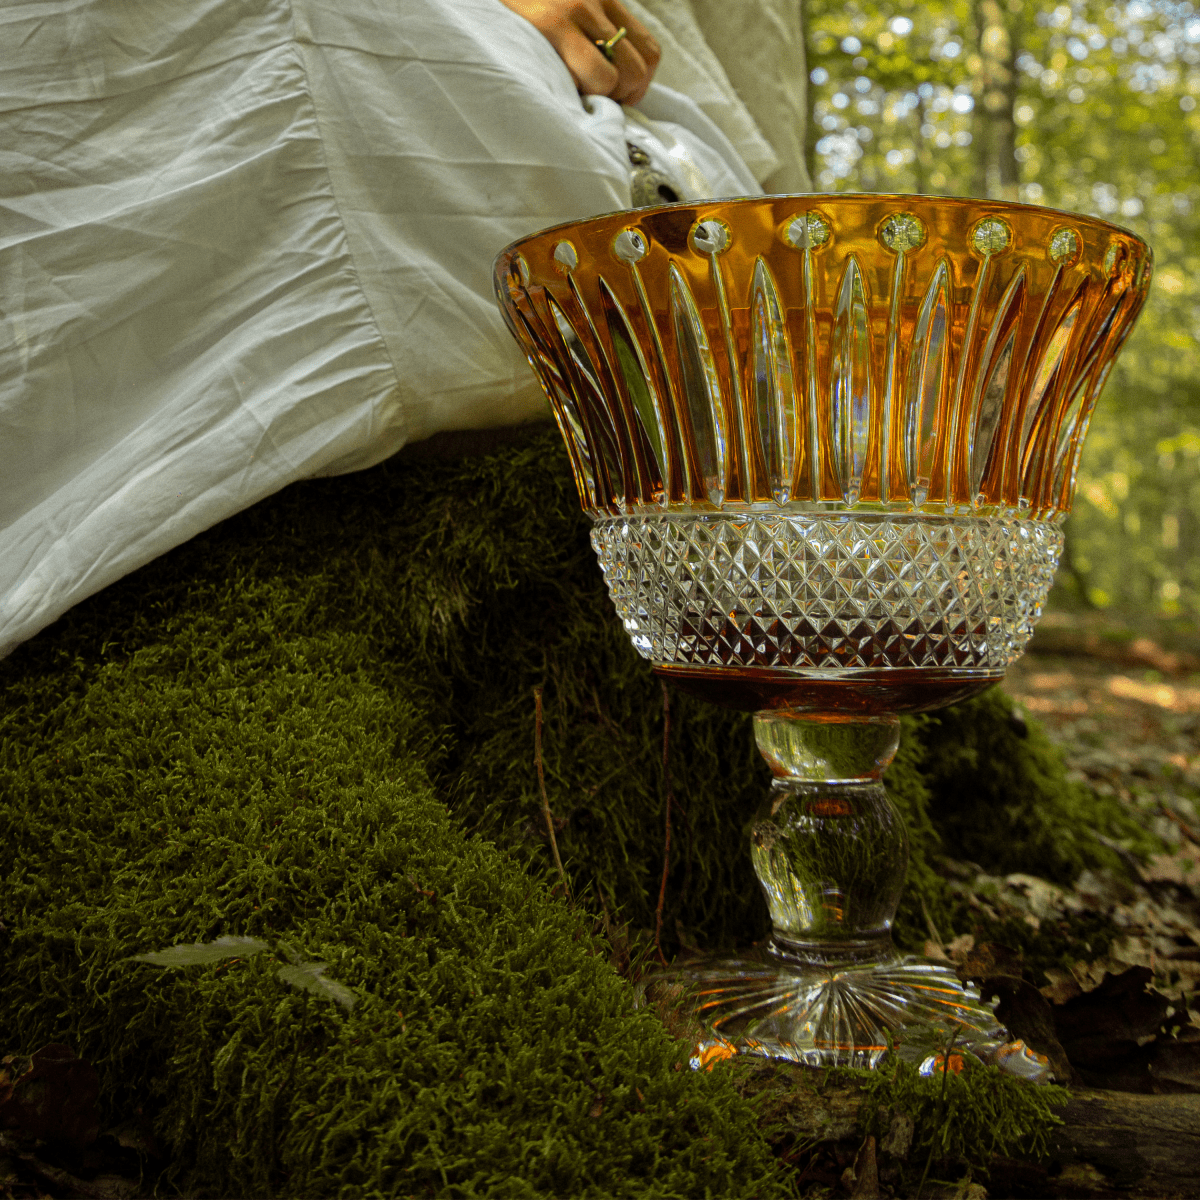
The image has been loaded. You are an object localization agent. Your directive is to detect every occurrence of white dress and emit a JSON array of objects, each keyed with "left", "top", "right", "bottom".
[{"left": 0, "top": 0, "right": 808, "bottom": 658}]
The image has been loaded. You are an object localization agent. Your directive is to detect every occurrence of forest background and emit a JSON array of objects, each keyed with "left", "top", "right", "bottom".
[{"left": 802, "top": 0, "right": 1200, "bottom": 624}]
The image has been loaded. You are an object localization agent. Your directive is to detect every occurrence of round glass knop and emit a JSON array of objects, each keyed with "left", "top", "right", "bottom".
[
  {"left": 784, "top": 211, "right": 831, "bottom": 250},
  {"left": 878, "top": 212, "right": 926, "bottom": 253},
  {"left": 690, "top": 218, "right": 731, "bottom": 255},
  {"left": 755, "top": 714, "right": 900, "bottom": 782}
]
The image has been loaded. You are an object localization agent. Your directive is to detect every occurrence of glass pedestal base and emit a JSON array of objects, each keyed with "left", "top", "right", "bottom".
[
  {"left": 644, "top": 710, "right": 1052, "bottom": 1082},
  {"left": 659, "top": 941, "right": 1050, "bottom": 1080}
]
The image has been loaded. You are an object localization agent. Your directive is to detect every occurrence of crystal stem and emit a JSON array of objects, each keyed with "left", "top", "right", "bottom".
[{"left": 751, "top": 713, "right": 908, "bottom": 967}]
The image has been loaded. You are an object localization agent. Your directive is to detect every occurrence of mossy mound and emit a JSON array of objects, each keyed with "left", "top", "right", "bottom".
[
  {"left": 915, "top": 686, "right": 1161, "bottom": 884},
  {"left": 0, "top": 433, "right": 785, "bottom": 1197},
  {"left": 0, "top": 427, "right": 1152, "bottom": 1194},
  {"left": 737, "top": 1054, "right": 1070, "bottom": 1191}
]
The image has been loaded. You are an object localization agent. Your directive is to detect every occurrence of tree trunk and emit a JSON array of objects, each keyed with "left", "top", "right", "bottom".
[
  {"left": 972, "top": 0, "right": 1021, "bottom": 200},
  {"left": 912, "top": 100, "right": 934, "bottom": 195},
  {"left": 800, "top": 0, "right": 820, "bottom": 189}
]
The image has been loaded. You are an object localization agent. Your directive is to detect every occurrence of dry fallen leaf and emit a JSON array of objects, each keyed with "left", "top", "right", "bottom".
[
  {"left": 0, "top": 1043, "right": 101, "bottom": 1152},
  {"left": 947, "top": 933, "right": 976, "bottom": 962},
  {"left": 1141, "top": 844, "right": 1200, "bottom": 887},
  {"left": 1040, "top": 967, "right": 1083, "bottom": 1005}
]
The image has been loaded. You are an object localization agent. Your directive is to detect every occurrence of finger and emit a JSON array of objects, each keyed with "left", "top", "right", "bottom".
[
  {"left": 606, "top": 37, "right": 651, "bottom": 106},
  {"left": 571, "top": 11, "right": 652, "bottom": 105},
  {"left": 552, "top": 19, "right": 620, "bottom": 96},
  {"left": 600, "top": 0, "right": 661, "bottom": 74}
]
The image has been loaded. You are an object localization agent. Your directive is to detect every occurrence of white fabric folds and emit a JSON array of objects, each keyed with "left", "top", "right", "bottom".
[{"left": 0, "top": 0, "right": 771, "bottom": 658}]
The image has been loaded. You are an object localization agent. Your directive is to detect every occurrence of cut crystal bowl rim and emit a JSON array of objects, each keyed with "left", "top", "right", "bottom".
[{"left": 493, "top": 190, "right": 1150, "bottom": 265}]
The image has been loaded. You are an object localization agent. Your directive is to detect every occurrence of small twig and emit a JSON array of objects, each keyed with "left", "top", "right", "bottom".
[
  {"left": 1159, "top": 800, "right": 1200, "bottom": 846},
  {"left": 407, "top": 874, "right": 436, "bottom": 901},
  {"left": 589, "top": 684, "right": 625, "bottom": 738},
  {"left": 920, "top": 893, "right": 945, "bottom": 953},
  {"left": 655, "top": 681, "right": 674, "bottom": 967},
  {"left": 1091, "top": 828, "right": 1150, "bottom": 878},
  {"left": 916, "top": 1022, "right": 962, "bottom": 1200},
  {"left": 533, "top": 686, "right": 570, "bottom": 901}
]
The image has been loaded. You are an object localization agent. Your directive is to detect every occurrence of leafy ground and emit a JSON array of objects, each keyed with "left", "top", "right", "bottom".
[{"left": 987, "top": 613, "right": 1200, "bottom": 1061}]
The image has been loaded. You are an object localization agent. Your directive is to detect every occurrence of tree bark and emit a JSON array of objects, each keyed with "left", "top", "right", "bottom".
[
  {"left": 1043, "top": 1089, "right": 1200, "bottom": 1198},
  {"left": 800, "top": 0, "right": 820, "bottom": 189},
  {"left": 733, "top": 1063, "right": 1200, "bottom": 1199},
  {"left": 973, "top": 0, "right": 1021, "bottom": 200}
]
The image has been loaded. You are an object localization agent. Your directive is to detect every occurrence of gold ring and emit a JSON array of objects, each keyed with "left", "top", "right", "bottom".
[{"left": 595, "top": 27, "right": 627, "bottom": 61}]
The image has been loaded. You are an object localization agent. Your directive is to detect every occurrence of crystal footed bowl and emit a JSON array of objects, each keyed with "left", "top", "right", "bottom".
[{"left": 494, "top": 195, "right": 1151, "bottom": 1071}]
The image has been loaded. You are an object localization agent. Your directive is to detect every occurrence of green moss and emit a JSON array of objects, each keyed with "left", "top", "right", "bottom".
[
  {"left": 881, "top": 717, "right": 946, "bottom": 955},
  {"left": 914, "top": 686, "right": 1159, "bottom": 883},
  {"left": 0, "top": 433, "right": 788, "bottom": 1197},
  {"left": 849, "top": 1055, "right": 1069, "bottom": 1182},
  {"left": 733, "top": 1056, "right": 1068, "bottom": 1194},
  {"left": 384, "top": 437, "right": 773, "bottom": 954},
  {"left": 0, "top": 428, "right": 1141, "bottom": 1193}
]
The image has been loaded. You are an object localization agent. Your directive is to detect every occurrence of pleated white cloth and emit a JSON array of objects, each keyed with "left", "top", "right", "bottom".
[{"left": 0, "top": 0, "right": 802, "bottom": 658}]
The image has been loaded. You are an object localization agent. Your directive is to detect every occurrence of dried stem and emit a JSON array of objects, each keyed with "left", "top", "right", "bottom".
[
  {"left": 655, "top": 681, "right": 673, "bottom": 967},
  {"left": 533, "top": 685, "right": 570, "bottom": 901},
  {"left": 916, "top": 1021, "right": 963, "bottom": 1200},
  {"left": 1159, "top": 800, "right": 1200, "bottom": 846},
  {"left": 597, "top": 885, "right": 614, "bottom": 946},
  {"left": 920, "top": 893, "right": 946, "bottom": 953}
]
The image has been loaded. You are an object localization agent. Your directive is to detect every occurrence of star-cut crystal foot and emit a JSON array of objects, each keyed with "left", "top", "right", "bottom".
[
  {"left": 668, "top": 949, "right": 1049, "bottom": 1080},
  {"left": 653, "top": 711, "right": 1050, "bottom": 1082}
]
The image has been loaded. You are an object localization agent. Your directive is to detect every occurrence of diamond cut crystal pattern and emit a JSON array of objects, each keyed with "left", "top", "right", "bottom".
[
  {"left": 592, "top": 514, "right": 1062, "bottom": 670},
  {"left": 492, "top": 198, "right": 1144, "bottom": 1076}
]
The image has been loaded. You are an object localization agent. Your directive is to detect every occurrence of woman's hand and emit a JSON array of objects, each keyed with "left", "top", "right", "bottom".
[{"left": 497, "top": 0, "right": 661, "bottom": 106}]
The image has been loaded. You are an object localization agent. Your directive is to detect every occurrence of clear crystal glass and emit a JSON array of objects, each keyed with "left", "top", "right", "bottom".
[
  {"left": 591, "top": 513, "right": 1061, "bottom": 671},
  {"left": 494, "top": 195, "right": 1152, "bottom": 1072}
]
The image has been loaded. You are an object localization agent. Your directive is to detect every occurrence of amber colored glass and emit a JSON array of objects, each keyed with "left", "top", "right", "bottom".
[
  {"left": 492, "top": 196, "right": 1151, "bottom": 1073},
  {"left": 495, "top": 194, "right": 1150, "bottom": 520}
]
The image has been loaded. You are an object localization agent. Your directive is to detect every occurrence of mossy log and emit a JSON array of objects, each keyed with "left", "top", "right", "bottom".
[
  {"left": 733, "top": 1058, "right": 1200, "bottom": 1198},
  {"left": 1044, "top": 1089, "right": 1200, "bottom": 1198},
  {"left": 0, "top": 427, "right": 1181, "bottom": 1196}
]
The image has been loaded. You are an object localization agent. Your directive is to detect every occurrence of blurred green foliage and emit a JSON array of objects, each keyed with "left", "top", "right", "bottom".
[{"left": 802, "top": 0, "right": 1200, "bottom": 620}]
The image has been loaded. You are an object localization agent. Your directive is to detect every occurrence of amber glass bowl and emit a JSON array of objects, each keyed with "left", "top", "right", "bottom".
[
  {"left": 495, "top": 194, "right": 1150, "bottom": 519},
  {"left": 493, "top": 196, "right": 1151, "bottom": 1071}
]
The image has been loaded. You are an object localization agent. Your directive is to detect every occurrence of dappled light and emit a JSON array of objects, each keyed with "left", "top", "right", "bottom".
[{"left": 804, "top": 0, "right": 1200, "bottom": 619}]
